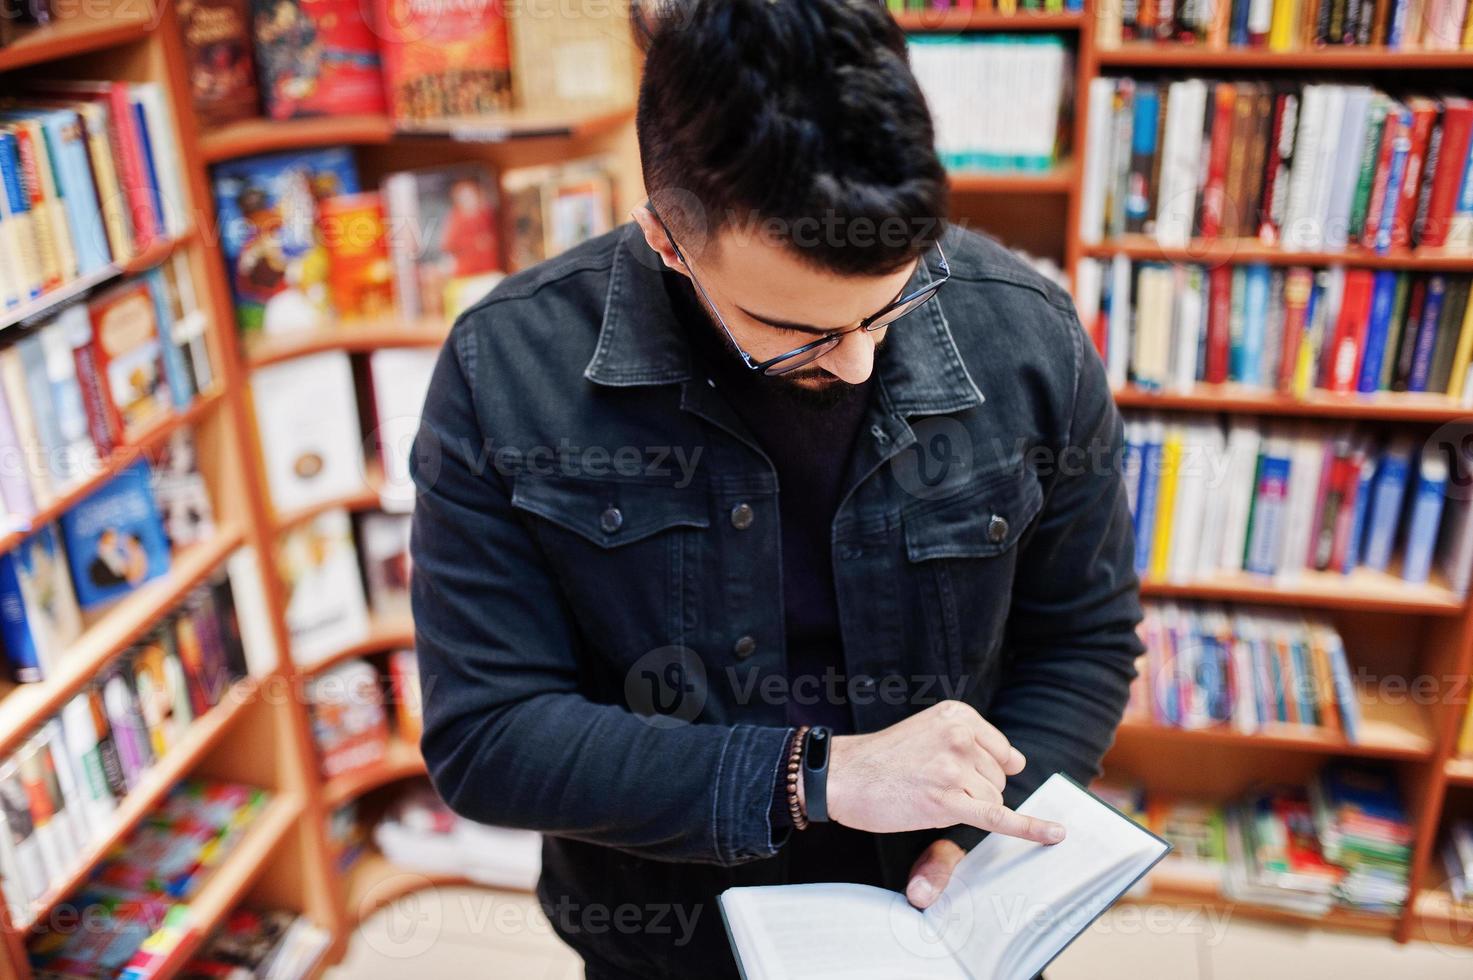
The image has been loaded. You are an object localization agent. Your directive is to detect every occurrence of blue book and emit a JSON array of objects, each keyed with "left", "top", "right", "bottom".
[
  {"left": 1133, "top": 425, "right": 1163, "bottom": 574},
  {"left": 0, "top": 109, "right": 110, "bottom": 275},
  {"left": 1362, "top": 439, "right": 1414, "bottom": 572},
  {"left": 0, "top": 131, "right": 39, "bottom": 301},
  {"left": 1125, "top": 86, "right": 1158, "bottom": 232},
  {"left": 1231, "top": 0, "right": 1253, "bottom": 45},
  {"left": 1266, "top": 639, "right": 1288, "bottom": 722},
  {"left": 16, "top": 333, "right": 68, "bottom": 486},
  {"left": 143, "top": 267, "right": 195, "bottom": 410},
  {"left": 1343, "top": 447, "right": 1378, "bottom": 574},
  {"left": 1407, "top": 275, "right": 1447, "bottom": 392},
  {"left": 1240, "top": 264, "right": 1270, "bottom": 384},
  {"left": 0, "top": 525, "right": 82, "bottom": 682},
  {"left": 1244, "top": 444, "right": 1293, "bottom": 576},
  {"left": 1454, "top": 133, "right": 1473, "bottom": 230},
  {"left": 1356, "top": 271, "right": 1400, "bottom": 393},
  {"left": 1324, "top": 632, "right": 1361, "bottom": 742},
  {"left": 1229, "top": 266, "right": 1248, "bottom": 381},
  {"left": 1290, "top": 640, "right": 1319, "bottom": 726},
  {"left": 58, "top": 461, "right": 171, "bottom": 611},
  {"left": 1402, "top": 446, "right": 1448, "bottom": 585},
  {"left": 1375, "top": 116, "right": 1412, "bottom": 254},
  {"left": 129, "top": 100, "right": 165, "bottom": 242}
]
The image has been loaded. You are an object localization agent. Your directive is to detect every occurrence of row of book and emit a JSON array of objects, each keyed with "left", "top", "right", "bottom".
[
  {"left": 1, "top": 82, "right": 191, "bottom": 312},
  {"left": 1, "top": 443, "right": 217, "bottom": 682},
  {"left": 305, "top": 651, "right": 420, "bottom": 781},
  {"left": 1101, "top": 762, "right": 1414, "bottom": 915},
  {"left": 27, "top": 780, "right": 270, "bottom": 978},
  {"left": 1122, "top": 413, "right": 1473, "bottom": 591},
  {"left": 178, "top": 0, "right": 634, "bottom": 127},
  {"left": 1079, "top": 78, "right": 1473, "bottom": 253},
  {"left": 0, "top": 260, "right": 213, "bottom": 527},
  {"left": 1098, "top": 0, "right": 1473, "bottom": 49},
  {"left": 906, "top": 35, "right": 1071, "bottom": 173},
  {"left": 1078, "top": 260, "right": 1473, "bottom": 400},
  {"left": 886, "top": 1, "right": 1086, "bottom": 12},
  {"left": 212, "top": 147, "right": 614, "bottom": 333},
  {"left": 1125, "top": 602, "right": 1363, "bottom": 739},
  {"left": 280, "top": 508, "right": 409, "bottom": 668},
  {"left": 0, "top": 573, "right": 251, "bottom": 919},
  {"left": 183, "top": 907, "right": 331, "bottom": 980}
]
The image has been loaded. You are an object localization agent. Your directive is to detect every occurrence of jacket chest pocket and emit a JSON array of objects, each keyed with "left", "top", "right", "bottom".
[
  {"left": 899, "top": 465, "right": 1045, "bottom": 693},
  {"left": 510, "top": 472, "right": 710, "bottom": 666}
]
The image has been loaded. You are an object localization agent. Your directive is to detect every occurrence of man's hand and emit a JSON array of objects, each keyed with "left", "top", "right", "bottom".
[
  {"left": 824, "top": 700, "right": 1066, "bottom": 844},
  {"left": 906, "top": 839, "right": 965, "bottom": 909}
]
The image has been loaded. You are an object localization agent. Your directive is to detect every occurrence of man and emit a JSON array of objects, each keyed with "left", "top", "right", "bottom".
[{"left": 409, "top": 2, "right": 1143, "bottom": 977}]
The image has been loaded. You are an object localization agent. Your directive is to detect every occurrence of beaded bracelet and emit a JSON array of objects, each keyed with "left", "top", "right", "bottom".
[{"left": 785, "top": 724, "right": 811, "bottom": 831}]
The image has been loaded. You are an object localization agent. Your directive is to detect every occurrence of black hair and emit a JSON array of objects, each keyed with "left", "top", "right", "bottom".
[{"left": 634, "top": 0, "right": 949, "bottom": 276}]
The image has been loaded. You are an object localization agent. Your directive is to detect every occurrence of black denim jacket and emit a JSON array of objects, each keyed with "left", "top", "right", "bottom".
[{"left": 408, "top": 222, "right": 1144, "bottom": 978}]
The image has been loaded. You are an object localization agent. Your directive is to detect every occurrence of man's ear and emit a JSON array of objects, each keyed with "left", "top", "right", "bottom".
[{"left": 629, "top": 205, "right": 690, "bottom": 278}]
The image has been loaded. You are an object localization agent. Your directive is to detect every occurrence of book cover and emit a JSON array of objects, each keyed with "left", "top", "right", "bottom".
[
  {"left": 0, "top": 523, "right": 82, "bottom": 683},
  {"left": 388, "top": 648, "right": 421, "bottom": 743},
  {"left": 372, "top": 0, "right": 513, "bottom": 122},
  {"left": 306, "top": 658, "right": 389, "bottom": 778},
  {"left": 250, "top": 350, "right": 365, "bottom": 514},
  {"left": 149, "top": 428, "right": 216, "bottom": 551},
  {"left": 358, "top": 511, "right": 410, "bottom": 618},
  {"left": 1363, "top": 438, "right": 1414, "bottom": 572},
  {"left": 1403, "top": 445, "right": 1448, "bottom": 585},
  {"left": 176, "top": 0, "right": 259, "bottom": 126},
  {"left": 251, "top": 0, "right": 386, "bottom": 120},
  {"left": 143, "top": 266, "right": 198, "bottom": 410},
  {"left": 211, "top": 147, "right": 360, "bottom": 335},
  {"left": 277, "top": 508, "right": 369, "bottom": 666},
  {"left": 382, "top": 165, "right": 500, "bottom": 319},
  {"left": 86, "top": 279, "right": 174, "bottom": 443},
  {"left": 316, "top": 190, "right": 395, "bottom": 321},
  {"left": 58, "top": 460, "right": 171, "bottom": 611}
]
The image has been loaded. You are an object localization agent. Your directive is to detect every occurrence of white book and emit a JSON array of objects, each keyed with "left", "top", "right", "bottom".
[
  {"left": 1247, "top": 0, "right": 1274, "bottom": 36},
  {"left": 1282, "top": 85, "right": 1326, "bottom": 251},
  {"left": 1168, "top": 423, "right": 1212, "bottom": 584},
  {"left": 1275, "top": 429, "right": 1327, "bottom": 582},
  {"left": 1323, "top": 87, "right": 1373, "bottom": 251},
  {"left": 59, "top": 693, "right": 117, "bottom": 835},
  {"left": 1079, "top": 79, "right": 1117, "bottom": 245},
  {"left": 719, "top": 775, "right": 1169, "bottom": 980},
  {"left": 1170, "top": 266, "right": 1204, "bottom": 393},
  {"left": 251, "top": 351, "right": 366, "bottom": 515},
  {"left": 226, "top": 547, "right": 281, "bottom": 678},
  {"left": 131, "top": 84, "right": 188, "bottom": 238},
  {"left": 1216, "top": 420, "right": 1262, "bottom": 575},
  {"left": 368, "top": 348, "right": 439, "bottom": 514},
  {"left": 1072, "top": 258, "right": 1102, "bottom": 333},
  {"left": 1107, "top": 255, "right": 1132, "bottom": 389},
  {"left": 1155, "top": 79, "right": 1207, "bottom": 248},
  {"left": 1305, "top": 86, "right": 1348, "bottom": 253},
  {"left": 280, "top": 509, "right": 370, "bottom": 668}
]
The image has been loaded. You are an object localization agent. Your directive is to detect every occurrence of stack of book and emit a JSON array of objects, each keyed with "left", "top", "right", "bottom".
[
  {"left": 906, "top": 34, "right": 1071, "bottom": 173},
  {"left": 27, "top": 780, "right": 269, "bottom": 977},
  {"left": 1126, "top": 602, "right": 1362, "bottom": 740},
  {"left": 1081, "top": 261, "right": 1473, "bottom": 402},
  {"left": 1225, "top": 784, "right": 1345, "bottom": 915},
  {"left": 1078, "top": 80, "right": 1473, "bottom": 253},
  {"left": 0, "top": 80, "right": 191, "bottom": 310},
  {"left": 183, "top": 907, "right": 331, "bottom": 979},
  {"left": 212, "top": 148, "right": 615, "bottom": 336},
  {"left": 370, "top": 781, "right": 541, "bottom": 891},
  {"left": 1311, "top": 763, "right": 1416, "bottom": 913},
  {"left": 1123, "top": 413, "right": 1473, "bottom": 592},
  {"left": 0, "top": 572, "right": 250, "bottom": 914},
  {"left": 1097, "top": 0, "right": 1473, "bottom": 49}
]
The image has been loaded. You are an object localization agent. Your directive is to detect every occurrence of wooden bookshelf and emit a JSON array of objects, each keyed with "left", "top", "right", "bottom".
[
  {"left": 1137, "top": 566, "right": 1465, "bottom": 616},
  {"left": 1082, "top": 235, "right": 1473, "bottom": 272},
  {"left": 323, "top": 737, "right": 426, "bottom": 809},
  {"left": 1113, "top": 383, "right": 1473, "bottom": 422},
  {"left": 0, "top": 7, "right": 153, "bottom": 74},
  {"left": 1137, "top": 868, "right": 1402, "bottom": 937},
  {"left": 297, "top": 614, "right": 416, "bottom": 679},
  {"left": 245, "top": 317, "right": 451, "bottom": 370},
  {"left": 1410, "top": 888, "right": 1473, "bottom": 946},
  {"left": 949, "top": 161, "right": 1076, "bottom": 194},
  {"left": 342, "top": 851, "right": 472, "bottom": 927},
  {"left": 269, "top": 461, "right": 388, "bottom": 536},
  {"left": 1096, "top": 44, "right": 1473, "bottom": 70},
  {"left": 894, "top": 9, "right": 1084, "bottom": 31},
  {"left": 1447, "top": 756, "right": 1473, "bottom": 787}
]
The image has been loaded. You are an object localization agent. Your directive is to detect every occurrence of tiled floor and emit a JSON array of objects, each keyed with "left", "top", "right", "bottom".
[{"left": 328, "top": 886, "right": 1473, "bottom": 979}]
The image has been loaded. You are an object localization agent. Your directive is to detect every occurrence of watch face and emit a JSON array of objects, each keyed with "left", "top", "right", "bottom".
[{"left": 805, "top": 728, "right": 830, "bottom": 769}]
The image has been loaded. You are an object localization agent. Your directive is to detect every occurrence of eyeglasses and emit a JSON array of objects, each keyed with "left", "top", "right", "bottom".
[{"left": 646, "top": 203, "right": 950, "bottom": 377}]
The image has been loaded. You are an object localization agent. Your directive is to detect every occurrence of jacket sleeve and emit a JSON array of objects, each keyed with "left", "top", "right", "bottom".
[
  {"left": 985, "top": 304, "right": 1145, "bottom": 814},
  {"left": 409, "top": 324, "right": 793, "bottom": 865}
]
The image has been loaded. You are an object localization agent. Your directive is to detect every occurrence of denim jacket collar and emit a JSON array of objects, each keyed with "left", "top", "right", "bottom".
[{"left": 583, "top": 224, "right": 985, "bottom": 417}]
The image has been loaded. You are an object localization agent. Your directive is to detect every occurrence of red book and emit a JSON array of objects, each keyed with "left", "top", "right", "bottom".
[
  {"left": 1307, "top": 442, "right": 1341, "bottom": 570},
  {"left": 1205, "top": 265, "right": 1233, "bottom": 383},
  {"left": 1257, "top": 91, "right": 1292, "bottom": 244},
  {"left": 1277, "top": 267, "right": 1314, "bottom": 392},
  {"left": 1327, "top": 269, "right": 1375, "bottom": 393},
  {"left": 1419, "top": 98, "right": 1473, "bottom": 249},
  {"left": 253, "top": 0, "right": 386, "bottom": 120},
  {"left": 28, "top": 80, "right": 159, "bottom": 251},
  {"left": 71, "top": 342, "right": 116, "bottom": 457},
  {"left": 1200, "top": 85, "right": 1237, "bottom": 239},
  {"left": 1388, "top": 98, "right": 1439, "bottom": 252},
  {"left": 1361, "top": 103, "right": 1406, "bottom": 252},
  {"left": 371, "top": 0, "right": 512, "bottom": 122},
  {"left": 1328, "top": 443, "right": 1367, "bottom": 571}
]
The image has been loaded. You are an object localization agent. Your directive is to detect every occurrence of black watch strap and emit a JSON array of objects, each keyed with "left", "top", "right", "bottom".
[{"left": 802, "top": 726, "right": 832, "bottom": 823}]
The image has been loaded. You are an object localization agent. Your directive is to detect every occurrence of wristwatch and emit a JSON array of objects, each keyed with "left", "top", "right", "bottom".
[{"left": 802, "top": 726, "right": 832, "bottom": 823}]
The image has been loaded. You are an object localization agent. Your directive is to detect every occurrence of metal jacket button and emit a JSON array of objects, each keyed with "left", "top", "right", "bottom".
[
  {"left": 600, "top": 507, "right": 623, "bottom": 534},
  {"left": 730, "top": 503, "right": 754, "bottom": 530},
  {"left": 734, "top": 635, "right": 757, "bottom": 659},
  {"left": 987, "top": 514, "right": 1008, "bottom": 543}
]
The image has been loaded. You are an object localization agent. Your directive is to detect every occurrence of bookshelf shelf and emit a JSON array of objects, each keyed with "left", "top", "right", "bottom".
[
  {"left": 343, "top": 850, "right": 472, "bottom": 927},
  {"left": 1138, "top": 566, "right": 1465, "bottom": 616},
  {"left": 1115, "top": 688, "right": 1434, "bottom": 761},
  {"left": 1113, "top": 384, "right": 1473, "bottom": 422},
  {"left": 323, "top": 737, "right": 425, "bottom": 809},
  {"left": 0, "top": 10, "right": 153, "bottom": 74},
  {"left": 894, "top": 10, "right": 1084, "bottom": 31},
  {"left": 270, "top": 462, "right": 387, "bottom": 536},
  {"left": 0, "top": 523, "right": 244, "bottom": 760},
  {"left": 1139, "top": 870, "right": 1401, "bottom": 937},
  {"left": 0, "top": 389, "right": 225, "bottom": 558},
  {"left": 1447, "top": 757, "right": 1473, "bottom": 787},
  {"left": 245, "top": 318, "right": 450, "bottom": 370},
  {"left": 949, "top": 161, "right": 1075, "bottom": 194},
  {"left": 297, "top": 615, "right": 415, "bottom": 679},
  {"left": 16, "top": 677, "right": 259, "bottom": 932},
  {"left": 1410, "top": 889, "right": 1473, "bottom": 946},
  {"left": 396, "top": 105, "right": 636, "bottom": 144},
  {"left": 1082, "top": 235, "right": 1473, "bottom": 272},
  {"left": 0, "top": 229, "right": 195, "bottom": 332},
  {"left": 144, "top": 792, "right": 305, "bottom": 977},
  {"left": 1095, "top": 44, "right": 1473, "bottom": 70}
]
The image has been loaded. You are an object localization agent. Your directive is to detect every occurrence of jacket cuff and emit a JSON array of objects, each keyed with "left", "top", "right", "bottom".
[{"left": 714, "top": 724, "right": 796, "bottom": 864}]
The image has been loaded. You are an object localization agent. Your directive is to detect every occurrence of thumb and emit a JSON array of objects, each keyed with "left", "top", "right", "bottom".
[{"left": 906, "top": 839, "right": 966, "bottom": 910}]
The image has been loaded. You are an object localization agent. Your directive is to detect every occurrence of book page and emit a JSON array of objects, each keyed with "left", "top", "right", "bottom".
[
  {"left": 929, "top": 773, "right": 1170, "bottom": 980},
  {"left": 720, "top": 883, "right": 969, "bottom": 980}
]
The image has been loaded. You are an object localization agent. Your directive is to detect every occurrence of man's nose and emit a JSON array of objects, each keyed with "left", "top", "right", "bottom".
[{"left": 818, "top": 328, "right": 879, "bottom": 384}]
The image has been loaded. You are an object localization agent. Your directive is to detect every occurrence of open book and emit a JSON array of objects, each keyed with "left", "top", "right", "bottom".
[{"left": 718, "top": 773, "right": 1170, "bottom": 980}]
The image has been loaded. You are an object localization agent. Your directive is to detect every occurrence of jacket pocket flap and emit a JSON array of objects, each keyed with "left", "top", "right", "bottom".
[
  {"left": 511, "top": 473, "right": 711, "bottom": 548},
  {"left": 903, "top": 467, "right": 1044, "bottom": 561}
]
